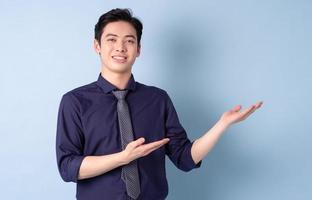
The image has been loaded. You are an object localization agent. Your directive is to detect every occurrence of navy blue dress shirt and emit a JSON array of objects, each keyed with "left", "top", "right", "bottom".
[{"left": 56, "top": 73, "right": 202, "bottom": 200}]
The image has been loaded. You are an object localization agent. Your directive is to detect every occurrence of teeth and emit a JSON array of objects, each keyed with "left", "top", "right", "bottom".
[{"left": 112, "top": 56, "right": 126, "bottom": 60}]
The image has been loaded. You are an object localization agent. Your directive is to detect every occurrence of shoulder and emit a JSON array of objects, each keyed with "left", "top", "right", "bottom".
[
  {"left": 136, "top": 81, "right": 170, "bottom": 100},
  {"left": 61, "top": 81, "right": 99, "bottom": 104}
]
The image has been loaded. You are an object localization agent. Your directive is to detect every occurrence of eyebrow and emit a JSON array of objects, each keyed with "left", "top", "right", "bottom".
[{"left": 105, "top": 33, "right": 136, "bottom": 39}]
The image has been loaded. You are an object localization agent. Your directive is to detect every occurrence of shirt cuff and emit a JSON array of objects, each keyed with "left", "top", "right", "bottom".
[
  {"left": 67, "top": 155, "right": 85, "bottom": 183},
  {"left": 184, "top": 141, "right": 202, "bottom": 171}
]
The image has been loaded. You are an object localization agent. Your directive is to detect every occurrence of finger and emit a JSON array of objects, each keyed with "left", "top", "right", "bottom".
[
  {"left": 255, "top": 101, "right": 263, "bottom": 109},
  {"left": 147, "top": 138, "right": 170, "bottom": 149},
  {"left": 242, "top": 105, "right": 255, "bottom": 114},
  {"left": 143, "top": 140, "right": 169, "bottom": 155},
  {"left": 239, "top": 105, "right": 256, "bottom": 118},
  {"left": 248, "top": 101, "right": 263, "bottom": 113},
  {"left": 247, "top": 101, "right": 263, "bottom": 113},
  {"left": 148, "top": 139, "right": 170, "bottom": 151},
  {"left": 240, "top": 104, "right": 260, "bottom": 120},
  {"left": 141, "top": 138, "right": 170, "bottom": 151},
  {"left": 144, "top": 145, "right": 163, "bottom": 156},
  {"left": 131, "top": 137, "right": 145, "bottom": 148},
  {"left": 242, "top": 109, "right": 255, "bottom": 120}
]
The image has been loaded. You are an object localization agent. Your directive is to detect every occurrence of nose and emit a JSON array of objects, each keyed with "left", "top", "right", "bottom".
[{"left": 115, "top": 41, "right": 127, "bottom": 52}]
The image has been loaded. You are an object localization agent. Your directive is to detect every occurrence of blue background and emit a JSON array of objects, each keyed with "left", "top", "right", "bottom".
[{"left": 1, "top": 0, "right": 311, "bottom": 199}]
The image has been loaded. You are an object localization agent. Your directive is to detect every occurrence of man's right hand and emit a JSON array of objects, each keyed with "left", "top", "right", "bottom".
[{"left": 122, "top": 137, "right": 170, "bottom": 164}]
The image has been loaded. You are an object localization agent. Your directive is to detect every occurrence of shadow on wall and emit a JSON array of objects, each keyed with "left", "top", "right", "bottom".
[{"left": 156, "top": 18, "right": 268, "bottom": 199}]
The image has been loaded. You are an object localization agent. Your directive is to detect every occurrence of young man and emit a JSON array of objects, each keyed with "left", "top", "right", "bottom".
[{"left": 56, "top": 8, "right": 262, "bottom": 200}]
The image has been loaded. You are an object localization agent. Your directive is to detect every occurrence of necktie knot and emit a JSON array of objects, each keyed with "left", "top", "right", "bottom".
[{"left": 112, "top": 90, "right": 128, "bottom": 100}]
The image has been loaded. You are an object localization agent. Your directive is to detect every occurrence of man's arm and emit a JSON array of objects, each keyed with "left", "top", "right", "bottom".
[
  {"left": 191, "top": 102, "right": 263, "bottom": 164},
  {"left": 78, "top": 152, "right": 127, "bottom": 180},
  {"left": 78, "top": 137, "right": 169, "bottom": 180}
]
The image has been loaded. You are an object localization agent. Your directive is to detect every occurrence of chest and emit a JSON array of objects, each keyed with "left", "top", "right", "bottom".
[{"left": 80, "top": 96, "right": 166, "bottom": 154}]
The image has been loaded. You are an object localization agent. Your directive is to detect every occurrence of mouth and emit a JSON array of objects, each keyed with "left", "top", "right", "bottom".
[{"left": 112, "top": 56, "right": 127, "bottom": 63}]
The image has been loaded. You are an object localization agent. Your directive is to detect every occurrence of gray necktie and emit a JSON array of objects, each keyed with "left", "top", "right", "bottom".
[{"left": 112, "top": 90, "right": 141, "bottom": 200}]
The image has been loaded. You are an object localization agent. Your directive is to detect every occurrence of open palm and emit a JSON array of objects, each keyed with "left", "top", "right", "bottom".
[{"left": 220, "top": 101, "right": 263, "bottom": 126}]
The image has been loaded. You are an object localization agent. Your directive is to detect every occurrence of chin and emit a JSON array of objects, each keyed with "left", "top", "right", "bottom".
[{"left": 110, "top": 66, "right": 132, "bottom": 74}]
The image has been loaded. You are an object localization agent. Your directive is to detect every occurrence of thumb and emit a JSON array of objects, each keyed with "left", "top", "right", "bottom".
[
  {"left": 231, "top": 105, "right": 241, "bottom": 112},
  {"left": 132, "top": 137, "right": 145, "bottom": 147}
]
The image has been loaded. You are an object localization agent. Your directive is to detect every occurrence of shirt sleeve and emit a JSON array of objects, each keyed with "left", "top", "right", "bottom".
[
  {"left": 56, "top": 92, "right": 85, "bottom": 182},
  {"left": 164, "top": 92, "right": 202, "bottom": 172}
]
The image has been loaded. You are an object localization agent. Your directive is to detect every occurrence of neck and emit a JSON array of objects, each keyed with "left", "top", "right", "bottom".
[{"left": 101, "top": 67, "right": 132, "bottom": 90}]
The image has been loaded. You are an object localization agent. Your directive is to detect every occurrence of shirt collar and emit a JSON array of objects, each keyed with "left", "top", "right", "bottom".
[{"left": 96, "top": 73, "right": 137, "bottom": 94}]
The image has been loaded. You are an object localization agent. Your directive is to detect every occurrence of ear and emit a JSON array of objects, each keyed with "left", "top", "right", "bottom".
[
  {"left": 136, "top": 45, "right": 141, "bottom": 57},
  {"left": 94, "top": 39, "right": 101, "bottom": 54}
]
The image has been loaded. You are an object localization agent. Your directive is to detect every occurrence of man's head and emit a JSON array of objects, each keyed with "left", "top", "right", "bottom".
[
  {"left": 94, "top": 8, "right": 143, "bottom": 47},
  {"left": 94, "top": 8, "right": 143, "bottom": 74}
]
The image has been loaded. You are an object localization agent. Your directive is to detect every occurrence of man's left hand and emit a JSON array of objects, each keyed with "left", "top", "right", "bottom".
[{"left": 220, "top": 101, "right": 263, "bottom": 127}]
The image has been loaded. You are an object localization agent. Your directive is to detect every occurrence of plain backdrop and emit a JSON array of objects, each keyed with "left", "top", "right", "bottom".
[{"left": 0, "top": 0, "right": 311, "bottom": 199}]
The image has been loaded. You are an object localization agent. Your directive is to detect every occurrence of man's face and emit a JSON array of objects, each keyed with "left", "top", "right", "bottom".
[{"left": 94, "top": 21, "right": 141, "bottom": 74}]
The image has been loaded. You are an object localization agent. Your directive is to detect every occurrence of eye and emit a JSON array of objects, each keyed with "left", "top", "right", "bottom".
[
  {"left": 107, "top": 38, "right": 116, "bottom": 42},
  {"left": 127, "top": 40, "right": 135, "bottom": 44}
]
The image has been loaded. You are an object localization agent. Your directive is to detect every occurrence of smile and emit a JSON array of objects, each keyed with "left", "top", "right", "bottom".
[{"left": 112, "top": 56, "right": 127, "bottom": 63}]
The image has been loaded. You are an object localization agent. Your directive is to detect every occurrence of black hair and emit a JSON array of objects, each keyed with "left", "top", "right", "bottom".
[{"left": 94, "top": 8, "right": 143, "bottom": 46}]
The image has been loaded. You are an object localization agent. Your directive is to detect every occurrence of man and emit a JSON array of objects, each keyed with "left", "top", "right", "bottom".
[{"left": 56, "top": 8, "right": 262, "bottom": 200}]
